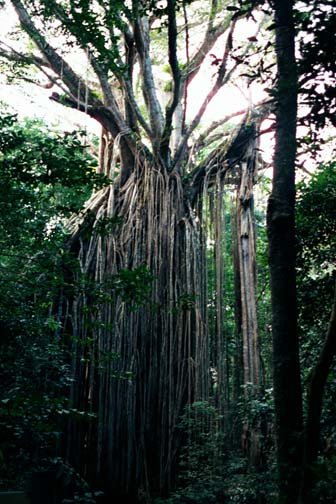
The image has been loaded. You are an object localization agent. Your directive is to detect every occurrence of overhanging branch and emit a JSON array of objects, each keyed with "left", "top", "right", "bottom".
[{"left": 0, "top": 40, "right": 49, "bottom": 68}]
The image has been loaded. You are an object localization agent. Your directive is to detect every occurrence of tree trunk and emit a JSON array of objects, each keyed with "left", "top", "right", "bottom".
[
  {"left": 232, "top": 200, "right": 244, "bottom": 448},
  {"left": 300, "top": 283, "right": 336, "bottom": 504},
  {"left": 235, "top": 128, "right": 262, "bottom": 467},
  {"left": 237, "top": 163, "right": 260, "bottom": 394},
  {"left": 267, "top": 1, "right": 303, "bottom": 502}
]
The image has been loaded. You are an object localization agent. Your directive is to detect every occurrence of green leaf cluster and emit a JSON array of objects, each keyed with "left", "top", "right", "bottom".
[
  {"left": 28, "top": 0, "right": 130, "bottom": 73},
  {"left": 0, "top": 110, "right": 108, "bottom": 490},
  {"left": 296, "top": 162, "right": 336, "bottom": 331}
]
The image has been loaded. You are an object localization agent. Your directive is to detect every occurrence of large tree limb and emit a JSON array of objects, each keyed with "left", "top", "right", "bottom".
[
  {"left": 122, "top": 74, "right": 153, "bottom": 139},
  {"left": 160, "top": 0, "right": 181, "bottom": 164},
  {"left": 87, "top": 55, "right": 129, "bottom": 132},
  {"left": 132, "top": 2, "right": 164, "bottom": 146},
  {"left": 113, "top": 33, "right": 153, "bottom": 139},
  {"left": 0, "top": 41, "right": 63, "bottom": 89},
  {"left": 123, "top": 30, "right": 142, "bottom": 135},
  {"left": 188, "top": 117, "right": 253, "bottom": 203},
  {"left": 184, "top": 0, "right": 232, "bottom": 85},
  {"left": 188, "top": 102, "right": 271, "bottom": 205},
  {"left": 10, "top": 0, "right": 92, "bottom": 104},
  {"left": 194, "top": 99, "right": 272, "bottom": 151},
  {"left": 0, "top": 40, "right": 49, "bottom": 68},
  {"left": 178, "top": 7, "right": 268, "bottom": 151},
  {"left": 23, "top": 0, "right": 130, "bottom": 136}
]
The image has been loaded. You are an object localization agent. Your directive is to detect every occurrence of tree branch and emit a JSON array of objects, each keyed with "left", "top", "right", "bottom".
[
  {"left": 188, "top": 118, "right": 252, "bottom": 201},
  {"left": 10, "top": 0, "right": 138, "bottom": 182},
  {"left": 188, "top": 104, "right": 271, "bottom": 203},
  {"left": 195, "top": 99, "right": 272, "bottom": 151},
  {"left": 173, "top": 20, "right": 238, "bottom": 169},
  {"left": 0, "top": 40, "right": 50, "bottom": 68},
  {"left": 160, "top": 0, "right": 181, "bottom": 164},
  {"left": 20, "top": 0, "right": 127, "bottom": 134},
  {"left": 123, "top": 30, "right": 141, "bottom": 134},
  {"left": 132, "top": 2, "right": 164, "bottom": 147},
  {"left": 87, "top": 54, "right": 128, "bottom": 132},
  {"left": 184, "top": 0, "right": 231, "bottom": 85},
  {"left": 10, "top": 0, "right": 91, "bottom": 103},
  {"left": 181, "top": 0, "right": 190, "bottom": 134},
  {"left": 114, "top": 32, "right": 153, "bottom": 139}
]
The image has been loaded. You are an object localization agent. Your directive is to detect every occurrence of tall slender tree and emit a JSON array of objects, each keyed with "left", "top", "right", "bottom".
[{"left": 267, "top": 1, "right": 303, "bottom": 502}]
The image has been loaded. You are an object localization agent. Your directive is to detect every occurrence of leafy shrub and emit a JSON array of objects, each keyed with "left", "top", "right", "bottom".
[{"left": 0, "top": 111, "right": 108, "bottom": 490}]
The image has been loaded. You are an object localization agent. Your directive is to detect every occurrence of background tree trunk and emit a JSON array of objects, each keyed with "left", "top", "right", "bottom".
[
  {"left": 236, "top": 148, "right": 262, "bottom": 467},
  {"left": 267, "top": 1, "right": 303, "bottom": 503},
  {"left": 300, "top": 283, "right": 336, "bottom": 504}
]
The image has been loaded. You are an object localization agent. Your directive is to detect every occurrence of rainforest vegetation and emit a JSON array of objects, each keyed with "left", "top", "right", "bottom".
[{"left": 0, "top": 1, "right": 335, "bottom": 503}]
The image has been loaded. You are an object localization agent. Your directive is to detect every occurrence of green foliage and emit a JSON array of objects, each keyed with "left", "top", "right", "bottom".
[
  {"left": 296, "top": 162, "right": 336, "bottom": 495},
  {"left": 113, "top": 264, "right": 154, "bottom": 306},
  {"left": 0, "top": 111, "right": 109, "bottom": 490},
  {"left": 153, "top": 401, "right": 226, "bottom": 504},
  {"left": 178, "top": 401, "right": 224, "bottom": 485},
  {"left": 92, "top": 215, "right": 124, "bottom": 237},
  {"left": 238, "top": 386, "right": 274, "bottom": 425},
  {"left": 296, "top": 3, "right": 336, "bottom": 131},
  {"left": 160, "top": 400, "right": 275, "bottom": 503},
  {"left": 74, "top": 264, "right": 154, "bottom": 314},
  {"left": 28, "top": 0, "right": 129, "bottom": 73},
  {"left": 311, "top": 455, "right": 336, "bottom": 504},
  {"left": 175, "top": 293, "right": 197, "bottom": 312},
  {"left": 154, "top": 396, "right": 276, "bottom": 504},
  {"left": 296, "top": 162, "right": 336, "bottom": 343},
  {"left": 0, "top": 337, "right": 70, "bottom": 488},
  {"left": 0, "top": 113, "right": 106, "bottom": 239},
  {"left": 0, "top": 111, "right": 108, "bottom": 338},
  {"left": 296, "top": 163, "right": 336, "bottom": 280}
]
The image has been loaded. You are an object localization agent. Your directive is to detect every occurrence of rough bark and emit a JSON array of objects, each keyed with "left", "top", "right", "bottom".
[
  {"left": 236, "top": 133, "right": 262, "bottom": 467},
  {"left": 237, "top": 157, "right": 260, "bottom": 393},
  {"left": 267, "top": 1, "right": 303, "bottom": 502}
]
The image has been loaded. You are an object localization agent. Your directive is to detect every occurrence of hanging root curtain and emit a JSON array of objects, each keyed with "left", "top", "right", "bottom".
[
  {"left": 57, "top": 113, "right": 263, "bottom": 500},
  {"left": 62, "top": 147, "right": 209, "bottom": 498}
]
